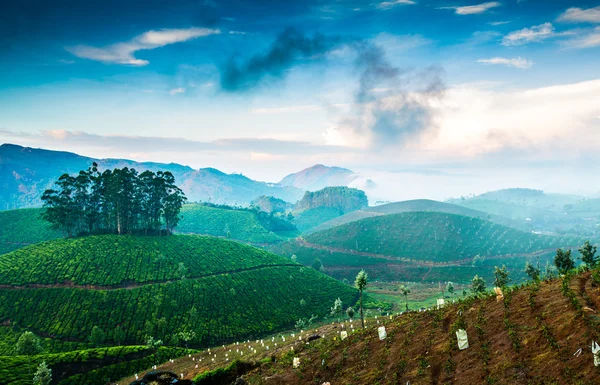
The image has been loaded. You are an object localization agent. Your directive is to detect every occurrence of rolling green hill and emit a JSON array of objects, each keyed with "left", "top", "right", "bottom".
[
  {"left": 271, "top": 212, "right": 585, "bottom": 283},
  {"left": 177, "top": 204, "right": 298, "bottom": 244},
  {"left": 0, "top": 235, "right": 357, "bottom": 353},
  {"left": 306, "top": 199, "right": 527, "bottom": 234},
  {"left": 0, "top": 208, "right": 61, "bottom": 255}
]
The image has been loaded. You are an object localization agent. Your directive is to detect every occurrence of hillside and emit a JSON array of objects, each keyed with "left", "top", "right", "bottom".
[
  {"left": 307, "top": 199, "right": 528, "bottom": 234},
  {"left": 0, "top": 235, "right": 357, "bottom": 352},
  {"left": 250, "top": 196, "right": 293, "bottom": 214},
  {"left": 177, "top": 204, "right": 298, "bottom": 244},
  {"left": 271, "top": 212, "right": 584, "bottom": 283},
  {"left": 279, "top": 164, "right": 359, "bottom": 191},
  {"left": 0, "top": 144, "right": 303, "bottom": 209},
  {"left": 115, "top": 270, "right": 600, "bottom": 385},
  {"left": 0, "top": 208, "right": 61, "bottom": 255},
  {"left": 448, "top": 188, "right": 600, "bottom": 236}
]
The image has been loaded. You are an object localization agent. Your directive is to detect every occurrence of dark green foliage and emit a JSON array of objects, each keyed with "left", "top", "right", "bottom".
[
  {"left": 0, "top": 209, "right": 62, "bottom": 255},
  {"left": 89, "top": 326, "right": 106, "bottom": 347},
  {"left": 312, "top": 258, "right": 323, "bottom": 271},
  {"left": 578, "top": 241, "right": 598, "bottom": 268},
  {"left": 193, "top": 360, "right": 258, "bottom": 384},
  {"left": 41, "top": 164, "right": 186, "bottom": 236},
  {"left": 15, "top": 331, "right": 43, "bottom": 356},
  {"left": 295, "top": 186, "right": 368, "bottom": 213},
  {"left": 355, "top": 270, "right": 368, "bottom": 329},
  {"left": 524, "top": 261, "right": 540, "bottom": 281},
  {"left": 0, "top": 235, "right": 357, "bottom": 349},
  {"left": 471, "top": 275, "right": 486, "bottom": 294},
  {"left": 554, "top": 248, "right": 575, "bottom": 275},
  {"left": 493, "top": 265, "right": 510, "bottom": 288},
  {"left": 0, "top": 346, "right": 191, "bottom": 385}
]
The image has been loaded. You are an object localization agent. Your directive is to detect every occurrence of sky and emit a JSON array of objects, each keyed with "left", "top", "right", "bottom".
[{"left": 1, "top": 0, "right": 600, "bottom": 200}]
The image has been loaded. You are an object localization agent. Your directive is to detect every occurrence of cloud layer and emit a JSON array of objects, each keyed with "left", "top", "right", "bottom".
[
  {"left": 502, "top": 22, "right": 556, "bottom": 46},
  {"left": 440, "top": 2, "right": 500, "bottom": 15},
  {"left": 558, "top": 6, "right": 600, "bottom": 24},
  {"left": 477, "top": 57, "right": 533, "bottom": 69},
  {"left": 67, "top": 28, "right": 220, "bottom": 65}
]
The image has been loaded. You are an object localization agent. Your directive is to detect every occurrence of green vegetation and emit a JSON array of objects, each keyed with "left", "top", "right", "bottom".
[
  {"left": 41, "top": 164, "right": 186, "bottom": 237},
  {"left": 0, "top": 235, "right": 357, "bottom": 350},
  {"left": 0, "top": 346, "right": 192, "bottom": 385},
  {"left": 250, "top": 196, "right": 292, "bottom": 214},
  {"left": 177, "top": 203, "right": 297, "bottom": 244},
  {"left": 0, "top": 209, "right": 61, "bottom": 255},
  {"left": 292, "top": 206, "right": 344, "bottom": 233},
  {"left": 354, "top": 270, "right": 368, "bottom": 329}
]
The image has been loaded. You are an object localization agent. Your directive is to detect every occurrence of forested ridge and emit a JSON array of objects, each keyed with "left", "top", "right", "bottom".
[{"left": 41, "top": 163, "right": 186, "bottom": 237}]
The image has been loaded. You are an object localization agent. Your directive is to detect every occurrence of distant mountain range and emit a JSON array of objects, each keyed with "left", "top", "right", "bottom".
[
  {"left": 279, "top": 164, "right": 373, "bottom": 191},
  {"left": 0, "top": 144, "right": 365, "bottom": 210}
]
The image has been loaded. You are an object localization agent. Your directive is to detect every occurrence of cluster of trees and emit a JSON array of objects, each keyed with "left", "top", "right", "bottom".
[
  {"left": 41, "top": 164, "right": 186, "bottom": 236},
  {"left": 295, "top": 186, "right": 368, "bottom": 213}
]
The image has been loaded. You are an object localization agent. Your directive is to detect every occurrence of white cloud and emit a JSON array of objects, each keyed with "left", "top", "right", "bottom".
[
  {"left": 502, "top": 22, "right": 556, "bottom": 46},
  {"left": 439, "top": 2, "right": 501, "bottom": 15},
  {"left": 562, "top": 27, "right": 600, "bottom": 48},
  {"left": 169, "top": 88, "right": 186, "bottom": 95},
  {"left": 376, "top": 0, "right": 416, "bottom": 10},
  {"left": 476, "top": 57, "right": 533, "bottom": 69},
  {"left": 67, "top": 27, "right": 220, "bottom": 66},
  {"left": 558, "top": 6, "right": 600, "bottom": 24},
  {"left": 489, "top": 21, "right": 510, "bottom": 26}
]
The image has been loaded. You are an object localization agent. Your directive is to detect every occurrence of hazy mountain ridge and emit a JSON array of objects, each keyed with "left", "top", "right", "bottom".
[
  {"left": 279, "top": 164, "right": 369, "bottom": 191},
  {"left": 0, "top": 144, "right": 304, "bottom": 209}
]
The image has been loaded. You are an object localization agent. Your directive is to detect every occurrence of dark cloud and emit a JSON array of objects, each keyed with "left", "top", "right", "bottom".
[{"left": 219, "top": 28, "right": 343, "bottom": 91}]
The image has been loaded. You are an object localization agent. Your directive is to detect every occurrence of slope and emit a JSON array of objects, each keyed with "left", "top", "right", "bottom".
[
  {"left": 279, "top": 164, "right": 358, "bottom": 191},
  {"left": 0, "top": 235, "right": 357, "bottom": 352},
  {"left": 116, "top": 269, "right": 600, "bottom": 385},
  {"left": 271, "top": 212, "right": 584, "bottom": 283},
  {"left": 0, "top": 208, "right": 62, "bottom": 255},
  {"left": 0, "top": 144, "right": 303, "bottom": 209},
  {"left": 177, "top": 204, "right": 298, "bottom": 244},
  {"left": 307, "top": 199, "right": 527, "bottom": 234}
]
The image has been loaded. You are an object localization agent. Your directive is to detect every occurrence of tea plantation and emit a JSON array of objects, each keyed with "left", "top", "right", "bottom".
[
  {"left": 0, "top": 235, "right": 357, "bottom": 351},
  {"left": 0, "top": 208, "right": 61, "bottom": 255}
]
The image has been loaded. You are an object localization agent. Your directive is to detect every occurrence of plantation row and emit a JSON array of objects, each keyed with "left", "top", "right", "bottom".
[
  {"left": 0, "top": 235, "right": 288, "bottom": 286},
  {"left": 177, "top": 204, "right": 287, "bottom": 244},
  {"left": 0, "top": 209, "right": 61, "bottom": 255},
  {"left": 0, "top": 266, "right": 358, "bottom": 349},
  {"left": 305, "top": 212, "right": 583, "bottom": 262},
  {"left": 0, "top": 346, "right": 193, "bottom": 385},
  {"left": 0, "top": 327, "right": 91, "bottom": 356}
]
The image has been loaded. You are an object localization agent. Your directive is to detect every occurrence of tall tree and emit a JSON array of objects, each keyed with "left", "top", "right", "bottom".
[
  {"left": 471, "top": 275, "right": 486, "bottom": 295},
  {"left": 400, "top": 284, "right": 411, "bottom": 311},
  {"left": 355, "top": 270, "right": 368, "bottom": 329},
  {"left": 493, "top": 265, "right": 511, "bottom": 289},
  {"left": 524, "top": 261, "right": 541, "bottom": 281},
  {"left": 579, "top": 241, "right": 598, "bottom": 269},
  {"left": 32, "top": 361, "right": 52, "bottom": 385}
]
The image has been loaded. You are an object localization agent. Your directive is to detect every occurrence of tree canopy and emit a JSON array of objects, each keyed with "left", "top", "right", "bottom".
[{"left": 41, "top": 164, "right": 186, "bottom": 236}]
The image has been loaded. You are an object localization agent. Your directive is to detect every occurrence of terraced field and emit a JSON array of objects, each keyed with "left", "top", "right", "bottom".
[{"left": 0, "top": 235, "right": 357, "bottom": 351}]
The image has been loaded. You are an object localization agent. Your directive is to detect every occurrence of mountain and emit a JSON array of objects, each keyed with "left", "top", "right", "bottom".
[
  {"left": 306, "top": 199, "right": 529, "bottom": 235},
  {"left": 279, "top": 164, "right": 364, "bottom": 191},
  {"left": 0, "top": 235, "right": 357, "bottom": 355},
  {"left": 0, "top": 144, "right": 303, "bottom": 210},
  {"left": 270, "top": 212, "right": 585, "bottom": 283},
  {"left": 448, "top": 188, "right": 599, "bottom": 237},
  {"left": 178, "top": 269, "right": 600, "bottom": 385},
  {"left": 250, "top": 196, "right": 293, "bottom": 214}
]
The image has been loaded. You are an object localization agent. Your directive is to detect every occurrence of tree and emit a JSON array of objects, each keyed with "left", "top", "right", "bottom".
[
  {"left": 177, "top": 330, "right": 196, "bottom": 349},
  {"left": 16, "top": 331, "right": 43, "bottom": 356},
  {"left": 472, "top": 255, "right": 485, "bottom": 267},
  {"left": 554, "top": 248, "right": 575, "bottom": 275},
  {"left": 446, "top": 282, "right": 455, "bottom": 298},
  {"left": 579, "top": 241, "right": 598, "bottom": 269},
  {"left": 399, "top": 284, "right": 411, "bottom": 311},
  {"left": 89, "top": 326, "right": 106, "bottom": 346},
  {"left": 493, "top": 265, "right": 511, "bottom": 288},
  {"left": 471, "top": 275, "right": 486, "bottom": 295},
  {"left": 330, "top": 297, "right": 343, "bottom": 318},
  {"left": 524, "top": 261, "right": 540, "bottom": 281},
  {"left": 312, "top": 258, "right": 323, "bottom": 271},
  {"left": 346, "top": 306, "right": 355, "bottom": 320},
  {"left": 545, "top": 260, "right": 558, "bottom": 279},
  {"left": 33, "top": 361, "right": 52, "bottom": 385},
  {"left": 290, "top": 255, "right": 297, "bottom": 263},
  {"left": 355, "top": 270, "right": 368, "bottom": 329},
  {"left": 177, "top": 262, "right": 188, "bottom": 280},
  {"left": 114, "top": 326, "right": 126, "bottom": 346}
]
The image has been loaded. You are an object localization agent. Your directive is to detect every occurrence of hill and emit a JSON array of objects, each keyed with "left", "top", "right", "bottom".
[
  {"left": 448, "top": 188, "right": 600, "bottom": 236},
  {"left": 250, "top": 196, "right": 293, "bottom": 214},
  {"left": 271, "top": 212, "right": 584, "bottom": 283},
  {"left": 0, "top": 144, "right": 303, "bottom": 209},
  {"left": 115, "top": 269, "right": 600, "bottom": 385},
  {"left": 279, "top": 164, "right": 359, "bottom": 191},
  {"left": 306, "top": 199, "right": 527, "bottom": 234},
  {"left": 292, "top": 187, "right": 369, "bottom": 232},
  {"left": 0, "top": 208, "right": 61, "bottom": 255},
  {"left": 0, "top": 235, "right": 357, "bottom": 352},
  {"left": 177, "top": 203, "right": 298, "bottom": 244}
]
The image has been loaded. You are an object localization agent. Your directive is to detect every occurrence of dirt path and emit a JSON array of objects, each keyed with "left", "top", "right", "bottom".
[
  {"left": 295, "top": 237, "right": 578, "bottom": 267},
  {"left": 0, "top": 263, "right": 299, "bottom": 291}
]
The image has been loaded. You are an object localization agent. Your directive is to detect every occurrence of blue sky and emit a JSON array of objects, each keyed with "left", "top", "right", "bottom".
[{"left": 1, "top": 0, "right": 600, "bottom": 199}]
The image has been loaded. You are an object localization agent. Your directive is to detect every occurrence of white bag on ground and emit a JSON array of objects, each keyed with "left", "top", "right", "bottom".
[
  {"left": 340, "top": 330, "right": 348, "bottom": 340},
  {"left": 592, "top": 341, "right": 600, "bottom": 367},
  {"left": 293, "top": 357, "right": 300, "bottom": 368},
  {"left": 378, "top": 326, "right": 387, "bottom": 340},
  {"left": 456, "top": 329, "right": 469, "bottom": 350},
  {"left": 437, "top": 298, "right": 445, "bottom": 309}
]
